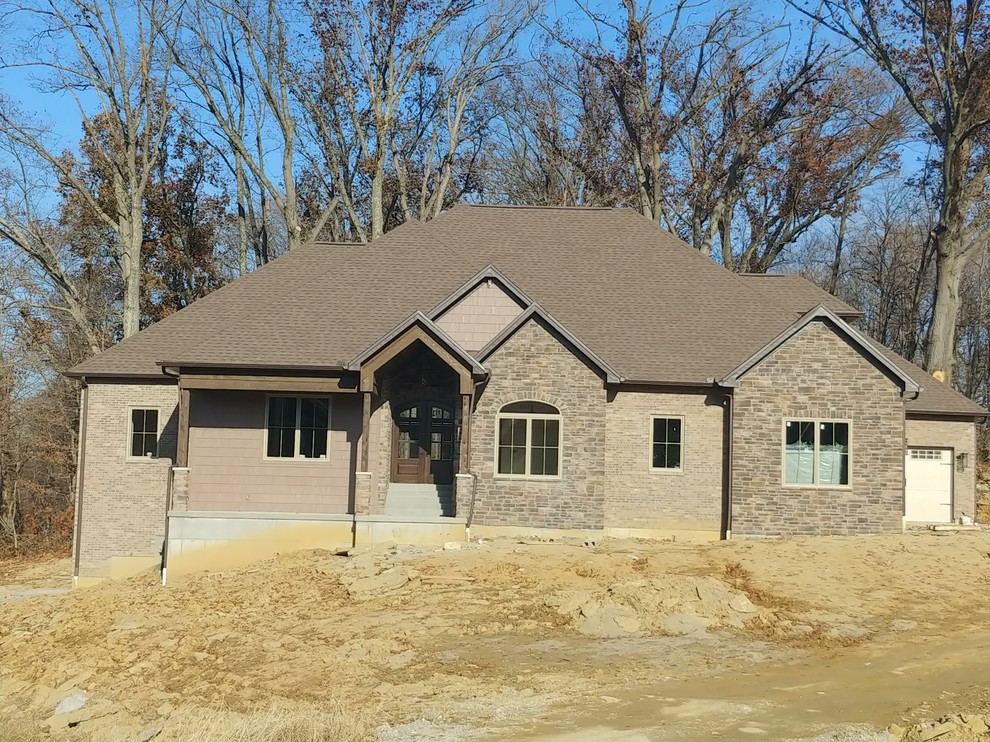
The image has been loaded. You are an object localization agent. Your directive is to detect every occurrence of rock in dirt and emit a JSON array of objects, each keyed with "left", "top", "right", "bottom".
[
  {"left": 136, "top": 721, "right": 164, "bottom": 742},
  {"left": 827, "top": 624, "right": 871, "bottom": 640},
  {"left": 664, "top": 613, "right": 713, "bottom": 637},
  {"left": 886, "top": 722, "right": 906, "bottom": 741},
  {"left": 345, "top": 567, "right": 413, "bottom": 599},
  {"left": 576, "top": 599, "right": 641, "bottom": 638},
  {"left": 46, "top": 699, "right": 117, "bottom": 731},
  {"left": 54, "top": 691, "right": 88, "bottom": 715},
  {"left": 917, "top": 721, "right": 957, "bottom": 741},
  {"left": 729, "top": 595, "right": 758, "bottom": 614}
]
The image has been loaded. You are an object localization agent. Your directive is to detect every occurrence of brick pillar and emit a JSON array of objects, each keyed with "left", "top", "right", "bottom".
[
  {"left": 354, "top": 471, "right": 373, "bottom": 515},
  {"left": 455, "top": 473, "right": 474, "bottom": 521},
  {"left": 169, "top": 467, "right": 190, "bottom": 512}
]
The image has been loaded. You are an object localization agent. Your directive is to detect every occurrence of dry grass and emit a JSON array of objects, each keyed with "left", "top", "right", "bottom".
[{"left": 155, "top": 703, "right": 370, "bottom": 742}]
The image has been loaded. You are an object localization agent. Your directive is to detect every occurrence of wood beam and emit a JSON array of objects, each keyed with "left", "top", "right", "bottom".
[
  {"left": 177, "top": 386, "right": 191, "bottom": 467},
  {"left": 460, "top": 393, "right": 472, "bottom": 473},
  {"left": 180, "top": 375, "right": 358, "bottom": 393},
  {"left": 360, "top": 391, "right": 372, "bottom": 471}
]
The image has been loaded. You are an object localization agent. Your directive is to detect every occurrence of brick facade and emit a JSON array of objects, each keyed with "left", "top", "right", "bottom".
[
  {"left": 905, "top": 416, "right": 978, "bottom": 521},
  {"left": 731, "top": 321, "right": 905, "bottom": 536},
  {"left": 76, "top": 381, "right": 178, "bottom": 579},
  {"left": 468, "top": 319, "right": 607, "bottom": 529},
  {"left": 604, "top": 388, "right": 725, "bottom": 533}
]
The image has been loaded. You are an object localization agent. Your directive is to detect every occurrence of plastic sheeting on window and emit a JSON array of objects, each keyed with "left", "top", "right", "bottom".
[
  {"left": 818, "top": 444, "right": 849, "bottom": 485},
  {"left": 785, "top": 443, "right": 815, "bottom": 484}
]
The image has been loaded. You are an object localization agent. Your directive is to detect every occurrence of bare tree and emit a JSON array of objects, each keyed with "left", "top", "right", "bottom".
[
  {"left": 796, "top": 0, "right": 990, "bottom": 381},
  {"left": 0, "top": 0, "right": 178, "bottom": 337}
]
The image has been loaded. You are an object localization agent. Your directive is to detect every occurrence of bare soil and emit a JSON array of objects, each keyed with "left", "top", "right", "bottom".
[{"left": 0, "top": 531, "right": 988, "bottom": 741}]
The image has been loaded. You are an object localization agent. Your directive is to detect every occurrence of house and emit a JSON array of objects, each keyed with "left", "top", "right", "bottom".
[{"left": 66, "top": 206, "right": 986, "bottom": 585}]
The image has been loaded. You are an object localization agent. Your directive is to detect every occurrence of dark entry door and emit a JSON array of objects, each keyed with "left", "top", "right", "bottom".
[{"left": 392, "top": 402, "right": 455, "bottom": 485}]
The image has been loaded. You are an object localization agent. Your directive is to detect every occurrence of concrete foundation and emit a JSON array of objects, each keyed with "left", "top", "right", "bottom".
[{"left": 354, "top": 515, "right": 466, "bottom": 546}]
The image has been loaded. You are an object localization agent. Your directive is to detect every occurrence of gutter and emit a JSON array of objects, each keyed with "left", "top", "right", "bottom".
[
  {"left": 71, "top": 380, "right": 89, "bottom": 586},
  {"left": 725, "top": 389, "right": 734, "bottom": 540}
]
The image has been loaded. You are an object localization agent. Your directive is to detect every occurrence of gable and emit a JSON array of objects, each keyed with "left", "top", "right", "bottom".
[
  {"left": 434, "top": 279, "right": 526, "bottom": 352},
  {"left": 738, "top": 320, "right": 904, "bottom": 393}
]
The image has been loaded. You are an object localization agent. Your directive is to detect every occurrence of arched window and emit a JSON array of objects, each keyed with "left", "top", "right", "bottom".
[{"left": 496, "top": 401, "right": 561, "bottom": 477}]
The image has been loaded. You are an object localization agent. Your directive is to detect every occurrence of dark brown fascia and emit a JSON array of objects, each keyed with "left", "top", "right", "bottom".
[{"left": 344, "top": 311, "right": 487, "bottom": 376}]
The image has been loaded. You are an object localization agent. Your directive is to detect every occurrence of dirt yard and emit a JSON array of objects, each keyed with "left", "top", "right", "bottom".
[{"left": 1, "top": 531, "right": 988, "bottom": 742}]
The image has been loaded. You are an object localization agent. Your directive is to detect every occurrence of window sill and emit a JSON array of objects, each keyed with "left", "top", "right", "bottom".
[
  {"left": 782, "top": 483, "right": 853, "bottom": 490},
  {"left": 493, "top": 474, "right": 563, "bottom": 482},
  {"left": 262, "top": 456, "right": 332, "bottom": 463},
  {"left": 126, "top": 456, "right": 163, "bottom": 463},
  {"left": 650, "top": 467, "right": 684, "bottom": 475}
]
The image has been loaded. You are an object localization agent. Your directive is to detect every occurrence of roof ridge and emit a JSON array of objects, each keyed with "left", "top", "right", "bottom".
[{"left": 457, "top": 203, "right": 618, "bottom": 211}]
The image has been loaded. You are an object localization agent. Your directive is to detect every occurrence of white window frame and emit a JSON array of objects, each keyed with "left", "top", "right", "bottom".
[
  {"left": 126, "top": 406, "right": 161, "bottom": 462},
  {"left": 782, "top": 418, "right": 852, "bottom": 488},
  {"left": 649, "top": 415, "right": 685, "bottom": 473},
  {"left": 494, "top": 404, "right": 563, "bottom": 480},
  {"left": 263, "top": 395, "right": 332, "bottom": 461}
]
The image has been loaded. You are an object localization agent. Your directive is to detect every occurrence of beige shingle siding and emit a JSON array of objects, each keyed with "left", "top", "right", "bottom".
[
  {"left": 186, "top": 391, "right": 358, "bottom": 514},
  {"left": 76, "top": 381, "right": 178, "bottom": 578},
  {"left": 604, "top": 388, "right": 725, "bottom": 532},
  {"left": 905, "top": 418, "right": 977, "bottom": 521},
  {"left": 730, "top": 321, "right": 905, "bottom": 536},
  {"left": 435, "top": 279, "right": 524, "bottom": 352},
  {"left": 467, "top": 319, "right": 607, "bottom": 529}
]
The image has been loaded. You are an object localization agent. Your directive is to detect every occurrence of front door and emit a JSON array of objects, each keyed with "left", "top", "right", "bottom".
[{"left": 392, "top": 401, "right": 455, "bottom": 485}]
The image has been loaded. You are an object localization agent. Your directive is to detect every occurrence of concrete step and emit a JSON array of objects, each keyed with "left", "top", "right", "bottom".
[{"left": 385, "top": 483, "right": 455, "bottom": 518}]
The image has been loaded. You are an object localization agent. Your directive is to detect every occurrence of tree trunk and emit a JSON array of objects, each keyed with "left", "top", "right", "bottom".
[
  {"left": 927, "top": 247, "right": 967, "bottom": 383},
  {"left": 120, "top": 217, "right": 142, "bottom": 338},
  {"left": 370, "top": 164, "right": 385, "bottom": 239}
]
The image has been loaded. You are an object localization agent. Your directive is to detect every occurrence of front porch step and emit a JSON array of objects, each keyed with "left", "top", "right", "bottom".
[{"left": 385, "top": 484, "right": 455, "bottom": 518}]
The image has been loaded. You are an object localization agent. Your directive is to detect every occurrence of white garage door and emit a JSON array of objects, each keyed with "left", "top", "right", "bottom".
[{"left": 905, "top": 448, "right": 953, "bottom": 523}]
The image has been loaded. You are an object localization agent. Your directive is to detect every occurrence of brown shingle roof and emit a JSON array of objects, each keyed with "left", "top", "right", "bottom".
[
  {"left": 737, "top": 274, "right": 863, "bottom": 319},
  {"left": 68, "top": 205, "right": 985, "bottom": 417}
]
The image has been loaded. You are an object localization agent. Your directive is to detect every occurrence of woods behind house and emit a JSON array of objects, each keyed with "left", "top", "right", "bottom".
[{"left": 1, "top": 0, "right": 989, "bottom": 550}]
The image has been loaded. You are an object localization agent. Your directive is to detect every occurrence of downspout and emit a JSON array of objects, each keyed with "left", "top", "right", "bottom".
[
  {"left": 160, "top": 366, "right": 181, "bottom": 586},
  {"left": 71, "top": 381, "right": 90, "bottom": 587},
  {"left": 725, "top": 389, "right": 734, "bottom": 540},
  {"left": 464, "top": 378, "right": 484, "bottom": 542}
]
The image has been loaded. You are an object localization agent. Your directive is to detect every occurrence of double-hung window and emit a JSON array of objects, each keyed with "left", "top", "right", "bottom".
[
  {"left": 496, "top": 401, "right": 561, "bottom": 477},
  {"left": 651, "top": 416, "right": 683, "bottom": 470},
  {"left": 784, "top": 419, "right": 850, "bottom": 486},
  {"left": 266, "top": 396, "right": 331, "bottom": 459},
  {"left": 129, "top": 409, "right": 159, "bottom": 458}
]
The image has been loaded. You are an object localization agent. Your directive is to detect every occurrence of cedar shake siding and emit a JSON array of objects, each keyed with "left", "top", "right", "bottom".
[
  {"left": 435, "top": 279, "right": 525, "bottom": 352},
  {"left": 604, "top": 388, "right": 725, "bottom": 533},
  {"left": 905, "top": 417, "right": 978, "bottom": 521},
  {"left": 187, "top": 391, "right": 360, "bottom": 514},
  {"left": 468, "top": 319, "right": 607, "bottom": 529},
  {"left": 77, "top": 381, "right": 178, "bottom": 579},
  {"left": 731, "top": 321, "right": 905, "bottom": 536}
]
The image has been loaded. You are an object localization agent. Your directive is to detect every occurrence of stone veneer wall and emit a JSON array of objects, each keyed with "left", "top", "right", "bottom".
[
  {"left": 468, "top": 319, "right": 607, "bottom": 529},
  {"left": 76, "top": 380, "right": 178, "bottom": 579},
  {"left": 731, "top": 321, "right": 905, "bottom": 536},
  {"left": 604, "top": 388, "right": 725, "bottom": 533},
  {"left": 905, "top": 416, "right": 978, "bottom": 521}
]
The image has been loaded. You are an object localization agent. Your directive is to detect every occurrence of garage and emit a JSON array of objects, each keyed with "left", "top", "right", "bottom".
[{"left": 904, "top": 448, "right": 953, "bottom": 523}]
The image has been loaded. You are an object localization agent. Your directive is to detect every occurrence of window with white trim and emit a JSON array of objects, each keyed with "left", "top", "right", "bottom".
[
  {"left": 651, "top": 416, "right": 683, "bottom": 470},
  {"left": 497, "top": 401, "right": 561, "bottom": 477},
  {"left": 784, "top": 419, "right": 850, "bottom": 485},
  {"left": 266, "top": 396, "right": 331, "bottom": 459},
  {"left": 129, "top": 408, "right": 159, "bottom": 458}
]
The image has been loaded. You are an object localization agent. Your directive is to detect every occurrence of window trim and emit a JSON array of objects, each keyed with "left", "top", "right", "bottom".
[
  {"left": 494, "top": 403, "right": 563, "bottom": 480},
  {"left": 263, "top": 394, "right": 332, "bottom": 462},
  {"left": 781, "top": 418, "right": 852, "bottom": 488},
  {"left": 649, "top": 415, "right": 685, "bottom": 473},
  {"left": 126, "top": 406, "right": 162, "bottom": 462}
]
